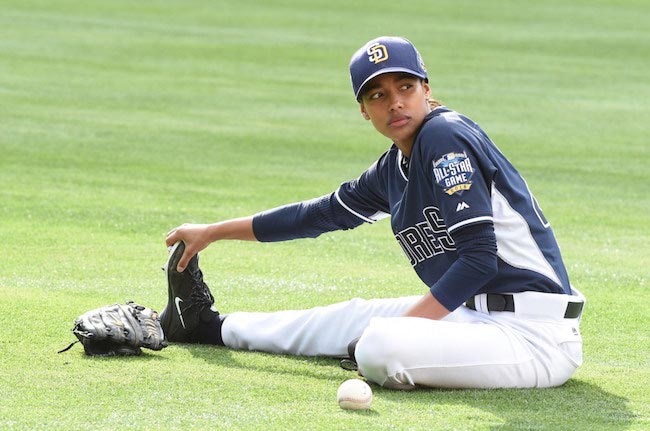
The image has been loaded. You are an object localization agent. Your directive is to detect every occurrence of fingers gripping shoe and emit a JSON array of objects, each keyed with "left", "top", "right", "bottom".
[{"left": 160, "top": 241, "right": 220, "bottom": 342}]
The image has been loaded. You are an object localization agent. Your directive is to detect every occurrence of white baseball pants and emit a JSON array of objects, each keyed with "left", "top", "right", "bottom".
[{"left": 221, "top": 291, "right": 584, "bottom": 389}]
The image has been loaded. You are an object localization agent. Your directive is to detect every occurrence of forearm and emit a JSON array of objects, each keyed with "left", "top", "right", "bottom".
[
  {"left": 252, "top": 193, "right": 364, "bottom": 242},
  {"left": 429, "top": 223, "right": 498, "bottom": 311},
  {"left": 206, "top": 216, "right": 257, "bottom": 242},
  {"left": 403, "top": 223, "right": 498, "bottom": 320},
  {"left": 165, "top": 216, "right": 257, "bottom": 272}
]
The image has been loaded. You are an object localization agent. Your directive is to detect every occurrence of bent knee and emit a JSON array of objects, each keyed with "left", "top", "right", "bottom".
[{"left": 355, "top": 318, "right": 415, "bottom": 390}]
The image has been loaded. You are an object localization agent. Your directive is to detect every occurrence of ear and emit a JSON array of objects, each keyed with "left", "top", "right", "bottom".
[
  {"left": 422, "top": 81, "right": 431, "bottom": 99},
  {"left": 359, "top": 103, "right": 370, "bottom": 120}
]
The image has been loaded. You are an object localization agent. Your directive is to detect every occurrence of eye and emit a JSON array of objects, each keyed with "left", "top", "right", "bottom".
[
  {"left": 368, "top": 91, "right": 383, "bottom": 100},
  {"left": 400, "top": 83, "right": 413, "bottom": 91}
]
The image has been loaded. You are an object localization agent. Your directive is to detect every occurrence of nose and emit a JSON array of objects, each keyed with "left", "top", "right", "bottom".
[{"left": 388, "top": 93, "right": 404, "bottom": 112}]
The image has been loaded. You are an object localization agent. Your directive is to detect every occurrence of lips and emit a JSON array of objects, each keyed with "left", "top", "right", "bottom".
[{"left": 389, "top": 115, "right": 410, "bottom": 128}]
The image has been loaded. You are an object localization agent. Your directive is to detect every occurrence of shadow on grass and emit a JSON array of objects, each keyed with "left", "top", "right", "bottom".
[
  {"left": 379, "top": 379, "right": 636, "bottom": 430},
  {"left": 180, "top": 345, "right": 634, "bottom": 429},
  {"left": 178, "top": 343, "right": 344, "bottom": 381},
  {"left": 64, "top": 350, "right": 170, "bottom": 361}
]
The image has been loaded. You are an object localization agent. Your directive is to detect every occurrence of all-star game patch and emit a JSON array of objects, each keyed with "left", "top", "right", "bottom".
[{"left": 433, "top": 151, "right": 475, "bottom": 195}]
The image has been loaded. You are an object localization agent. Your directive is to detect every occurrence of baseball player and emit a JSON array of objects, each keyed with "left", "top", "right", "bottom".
[{"left": 160, "top": 36, "right": 585, "bottom": 389}]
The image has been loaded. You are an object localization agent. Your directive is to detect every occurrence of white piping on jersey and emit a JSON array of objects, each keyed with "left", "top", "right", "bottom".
[
  {"left": 447, "top": 216, "right": 494, "bottom": 233},
  {"left": 491, "top": 184, "right": 563, "bottom": 287},
  {"left": 371, "top": 211, "right": 391, "bottom": 221},
  {"left": 335, "top": 189, "right": 389, "bottom": 223},
  {"left": 521, "top": 176, "right": 551, "bottom": 228},
  {"left": 396, "top": 150, "right": 408, "bottom": 182}
]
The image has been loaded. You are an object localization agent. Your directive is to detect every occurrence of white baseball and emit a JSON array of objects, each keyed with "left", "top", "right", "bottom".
[{"left": 336, "top": 379, "right": 373, "bottom": 410}]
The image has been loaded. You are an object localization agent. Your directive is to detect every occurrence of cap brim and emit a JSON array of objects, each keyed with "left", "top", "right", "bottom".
[{"left": 355, "top": 67, "right": 427, "bottom": 100}]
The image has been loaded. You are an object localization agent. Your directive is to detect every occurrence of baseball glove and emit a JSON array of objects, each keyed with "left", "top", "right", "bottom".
[{"left": 60, "top": 302, "right": 168, "bottom": 356}]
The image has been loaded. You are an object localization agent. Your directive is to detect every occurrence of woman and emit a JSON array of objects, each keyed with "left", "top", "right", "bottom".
[{"left": 161, "top": 36, "right": 585, "bottom": 389}]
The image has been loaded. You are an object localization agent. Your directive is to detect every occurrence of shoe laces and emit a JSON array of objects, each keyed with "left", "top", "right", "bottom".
[{"left": 188, "top": 268, "right": 214, "bottom": 306}]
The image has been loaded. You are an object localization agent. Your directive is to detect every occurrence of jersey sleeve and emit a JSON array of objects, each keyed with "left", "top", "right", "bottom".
[
  {"left": 428, "top": 222, "right": 498, "bottom": 311},
  {"left": 416, "top": 112, "right": 497, "bottom": 233},
  {"left": 252, "top": 193, "right": 364, "bottom": 242},
  {"left": 335, "top": 155, "right": 391, "bottom": 224},
  {"left": 252, "top": 153, "right": 391, "bottom": 242}
]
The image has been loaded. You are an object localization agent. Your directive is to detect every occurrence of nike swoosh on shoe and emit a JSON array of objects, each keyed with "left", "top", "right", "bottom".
[{"left": 175, "top": 297, "right": 186, "bottom": 329}]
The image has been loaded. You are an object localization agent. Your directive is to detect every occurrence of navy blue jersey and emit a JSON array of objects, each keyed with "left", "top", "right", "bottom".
[{"left": 253, "top": 107, "right": 571, "bottom": 309}]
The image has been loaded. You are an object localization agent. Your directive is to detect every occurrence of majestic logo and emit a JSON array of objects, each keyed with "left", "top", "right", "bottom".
[
  {"left": 174, "top": 297, "right": 186, "bottom": 329},
  {"left": 367, "top": 43, "right": 389, "bottom": 64},
  {"left": 456, "top": 202, "right": 470, "bottom": 212},
  {"left": 433, "top": 151, "right": 475, "bottom": 195}
]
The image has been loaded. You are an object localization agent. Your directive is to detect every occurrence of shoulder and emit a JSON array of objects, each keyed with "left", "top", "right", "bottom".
[
  {"left": 416, "top": 108, "right": 489, "bottom": 158},
  {"left": 420, "top": 108, "right": 479, "bottom": 139}
]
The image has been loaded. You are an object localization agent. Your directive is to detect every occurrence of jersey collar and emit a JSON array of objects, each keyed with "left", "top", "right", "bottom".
[{"left": 397, "top": 149, "right": 409, "bottom": 181}]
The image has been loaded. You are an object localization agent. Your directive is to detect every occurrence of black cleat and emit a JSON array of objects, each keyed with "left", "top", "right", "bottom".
[{"left": 160, "top": 241, "right": 220, "bottom": 342}]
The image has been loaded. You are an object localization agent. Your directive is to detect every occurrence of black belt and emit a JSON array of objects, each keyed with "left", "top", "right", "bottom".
[{"left": 465, "top": 293, "right": 583, "bottom": 319}]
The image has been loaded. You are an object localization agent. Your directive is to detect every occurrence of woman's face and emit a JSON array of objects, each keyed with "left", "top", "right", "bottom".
[{"left": 359, "top": 72, "right": 431, "bottom": 150}]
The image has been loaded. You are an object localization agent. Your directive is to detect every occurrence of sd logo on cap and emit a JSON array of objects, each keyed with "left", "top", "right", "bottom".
[{"left": 349, "top": 36, "right": 428, "bottom": 101}]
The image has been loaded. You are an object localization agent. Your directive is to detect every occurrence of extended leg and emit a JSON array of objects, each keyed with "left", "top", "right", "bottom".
[{"left": 222, "top": 296, "right": 420, "bottom": 356}]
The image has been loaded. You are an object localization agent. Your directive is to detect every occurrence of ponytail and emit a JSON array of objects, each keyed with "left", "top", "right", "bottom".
[{"left": 428, "top": 98, "right": 443, "bottom": 109}]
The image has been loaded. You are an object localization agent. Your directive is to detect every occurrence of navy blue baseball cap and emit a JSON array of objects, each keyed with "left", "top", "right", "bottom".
[{"left": 350, "top": 36, "right": 428, "bottom": 101}]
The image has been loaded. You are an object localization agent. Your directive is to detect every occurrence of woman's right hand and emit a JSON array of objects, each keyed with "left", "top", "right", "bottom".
[
  {"left": 166, "top": 223, "right": 214, "bottom": 272},
  {"left": 165, "top": 216, "right": 256, "bottom": 272}
]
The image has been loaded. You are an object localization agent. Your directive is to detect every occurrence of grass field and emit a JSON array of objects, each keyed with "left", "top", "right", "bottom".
[{"left": 1, "top": 0, "right": 648, "bottom": 429}]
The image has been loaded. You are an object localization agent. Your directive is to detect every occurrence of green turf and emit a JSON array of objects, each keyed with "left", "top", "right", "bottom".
[{"left": 1, "top": 0, "right": 648, "bottom": 429}]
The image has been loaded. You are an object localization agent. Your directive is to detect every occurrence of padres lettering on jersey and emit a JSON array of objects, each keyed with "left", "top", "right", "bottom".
[{"left": 395, "top": 207, "right": 456, "bottom": 266}]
